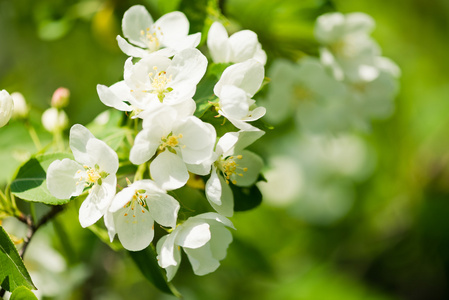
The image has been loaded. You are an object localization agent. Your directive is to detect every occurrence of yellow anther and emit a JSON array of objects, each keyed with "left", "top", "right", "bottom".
[
  {"left": 243, "top": 167, "right": 248, "bottom": 172},
  {"left": 236, "top": 155, "right": 243, "bottom": 159}
]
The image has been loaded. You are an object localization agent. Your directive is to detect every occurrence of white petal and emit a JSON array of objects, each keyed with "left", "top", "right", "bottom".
[
  {"left": 219, "top": 85, "right": 249, "bottom": 119},
  {"left": 205, "top": 167, "right": 222, "bottom": 205},
  {"left": 150, "top": 150, "right": 189, "bottom": 190},
  {"left": 214, "top": 59, "right": 264, "bottom": 97},
  {"left": 104, "top": 210, "right": 116, "bottom": 242},
  {"left": 85, "top": 138, "right": 119, "bottom": 175},
  {"left": 156, "top": 11, "right": 190, "bottom": 46},
  {"left": 0, "top": 90, "right": 14, "bottom": 127},
  {"left": 242, "top": 106, "right": 266, "bottom": 121},
  {"left": 208, "top": 223, "right": 233, "bottom": 261},
  {"left": 115, "top": 206, "right": 155, "bottom": 251},
  {"left": 97, "top": 83, "right": 132, "bottom": 112},
  {"left": 157, "top": 231, "right": 180, "bottom": 267},
  {"left": 176, "top": 117, "right": 216, "bottom": 164},
  {"left": 176, "top": 221, "right": 211, "bottom": 249},
  {"left": 194, "top": 212, "right": 235, "bottom": 229},
  {"left": 109, "top": 186, "right": 136, "bottom": 212},
  {"left": 46, "top": 159, "right": 84, "bottom": 199},
  {"left": 78, "top": 194, "right": 104, "bottom": 228},
  {"left": 69, "top": 124, "right": 95, "bottom": 164},
  {"left": 129, "top": 128, "right": 160, "bottom": 165},
  {"left": 207, "top": 22, "right": 231, "bottom": 63},
  {"left": 147, "top": 192, "right": 180, "bottom": 228},
  {"left": 168, "top": 48, "right": 208, "bottom": 88},
  {"left": 216, "top": 132, "right": 239, "bottom": 156},
  {"left": 116, "top": 35, "right": 148, "bottom": 58},
  {"left": 228, "top": 30, "right": 259, "bottom": 62},
  {"left": 232, "top": 129, "right": 265, "bottom": 154},
  {"left": 122, "top": 5, "right": 153, "bottom": 47},
  {"left": 231, "top": 150, "right": 263, "bottom": 187},
  {"left": 184, "top": 243, "right": 220, "bottom": 276},
  {"left": 208, "top": 174, "right": 234, "bottom": 217}
]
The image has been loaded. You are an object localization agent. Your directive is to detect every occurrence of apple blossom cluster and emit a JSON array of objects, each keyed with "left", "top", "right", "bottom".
[
  {"left": 45, "top": 5, "right": 266, "bottom": 280},
  {"left": 263, "top": 12, "right": 400, "bottom": 133}
]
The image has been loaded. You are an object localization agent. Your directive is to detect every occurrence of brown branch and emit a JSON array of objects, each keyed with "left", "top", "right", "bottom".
[{"left": 19, "top": 205, "right": 64, "bottom": 258}]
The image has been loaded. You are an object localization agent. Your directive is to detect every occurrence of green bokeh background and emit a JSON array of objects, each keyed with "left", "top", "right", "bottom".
[{"left": 1, "top": 0, "right": 449, "bottom": 299}]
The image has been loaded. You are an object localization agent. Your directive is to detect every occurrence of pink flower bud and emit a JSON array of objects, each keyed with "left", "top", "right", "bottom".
[{"left": 51, "top": 87, "right": 70, "bottom": 108}]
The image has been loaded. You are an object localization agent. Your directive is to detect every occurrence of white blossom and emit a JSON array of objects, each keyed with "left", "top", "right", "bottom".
[
  {"left": 117, "top": 5, "right": 201, "bottom": 58},
  {"left": 104, "top": 180, "right": 179, "bottom": 251},
  {"left": 130, "top": 105, "right": 216, "bottom": 190},
  {"left": 207, "top": 22, "right": 266, "bottom": 65},
  {"left": 0, "top": 90, "right": 14, "bottom": 127},
  {"left": 97, "top": 48, "right": 207, "bottom": 118},
  {"left": 204, "top": 130, "right": 264, "bottom": 216},
  {"left": 157, "top": 213, "right": 234, "bottom": 281},
  {"left": 214, "top": 59, "right": 266, "bottom": 130},
  {"left": 47, "top": 124, "right": 118, "bottom": 227}
]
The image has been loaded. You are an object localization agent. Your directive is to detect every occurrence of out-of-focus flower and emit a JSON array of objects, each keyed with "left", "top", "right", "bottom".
[
  {"left": 11, "top": 92, "right": 28, "bottom": 119},
  {"left": 117, "top": 5, "right": 201, "bottom": 58},
  {"left": 207, "top": 22, "right": 266, "bottom": 65},
  {"left": 315, "top": 12, "right": 381, "bottom": 83},
  {"left": 157, "top": 213, "right": 234, "bottom": 281},
  {"left": 42, "top": 108, "right": 69, "bottom": 133},
  {"left": 0, "top": 89, "right": 14, "bottom": 127},
  {"left": 47, "top": 124, "right": 118, "bottom": 227}
]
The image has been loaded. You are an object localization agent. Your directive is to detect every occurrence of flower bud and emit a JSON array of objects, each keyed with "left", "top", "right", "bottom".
[
  {"left": 0, "top": 90, "right": 14, "bottom": 127},
  {"left": 42, "top": 107, "right": 68, "bottom": 133},
  {"left": 51, "top": 87, "right": 70, "bottom": 109},
  {"left": 11, "top": 92, "right": 28, "bottom": 119}
]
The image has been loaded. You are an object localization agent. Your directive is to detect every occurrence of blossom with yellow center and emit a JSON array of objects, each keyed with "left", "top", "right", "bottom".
[{"left": 105, "top": 180, "right": 180, "bottom": 251}]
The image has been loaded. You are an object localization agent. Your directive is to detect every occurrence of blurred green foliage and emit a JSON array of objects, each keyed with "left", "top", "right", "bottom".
[{"left": 1, "top": 0, "right": 449, "bottom": 299}]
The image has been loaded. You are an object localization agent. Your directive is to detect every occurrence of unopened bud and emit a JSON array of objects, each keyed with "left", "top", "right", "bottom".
[
  {"left": 0, "top": 90, "right": 14, "bottom": 127},
  {"left": 11, "top": 92, "right": 28, "bottom": 119},
  {"left": 51, "top": 87, "right": 70, "bottom": 108},
  {"left": 42, "top": 107, "right": 68, "bottom": 133}
]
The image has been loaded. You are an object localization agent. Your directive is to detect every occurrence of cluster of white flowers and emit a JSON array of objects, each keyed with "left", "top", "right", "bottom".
[
  {"left": 46, "top": 5, "right": 266, "bottom": 280},
  {"left": 263, "top": 12, "right": 400, "bottom": 133}
]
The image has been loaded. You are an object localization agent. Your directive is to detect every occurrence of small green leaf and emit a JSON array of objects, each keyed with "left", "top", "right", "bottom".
[
  {"left": 128, "top": 246, "right": 181, "bottom": 298},
  {"left": 10, "top": 286, "right": 38, "bottom": 300},
  {"left": 231, "top": 183, "right": 263, "bottom": 211},
  {"left": 11, "top": 153, "right": 73, "bottom": 205},
  {"left": 0, "top": 226, "right": 36, "bottom": 292},
  {"left": 208, "top": 63, "right": 232, "bottom": 79}
]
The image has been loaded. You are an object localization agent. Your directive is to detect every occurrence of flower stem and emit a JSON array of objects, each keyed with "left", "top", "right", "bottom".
[{"left": 25, "top": 120, "right": 42, "bottom": 151}]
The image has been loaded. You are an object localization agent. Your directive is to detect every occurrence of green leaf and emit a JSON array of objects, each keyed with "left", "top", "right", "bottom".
[
  {"left": 11, "top": 153, "right": 73, "bottom": 205},
  {"left": 128, "top": 246, "right": 181, "bottom": 297},
  {"left": 0, "top": 226, "right": 36, "bottom": 292},
  {"left": 10, "top": 286, "right": 38, "bottom": 300},
  {"left": 231, "top": 183, "right": 263, "bottom": 211}
]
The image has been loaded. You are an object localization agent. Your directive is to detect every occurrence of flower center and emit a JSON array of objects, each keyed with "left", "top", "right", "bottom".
[
  {"left": 76, "top": 164, "right": 109, "bottom": 188},
  {"left": 148, "top": 66, "right": 173, "bottom": 102},
  {"left": 219, "top": 155, "right": 248, "bottom": 184},
  {"left": 140, "top": 26, "right": 162, "bottom": 52},
  {"left": 123, "top": 189, "right": 149, "bottom": 218},
  {"left": 159, "top": 133, "right": 183, "bottom": 152}
]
